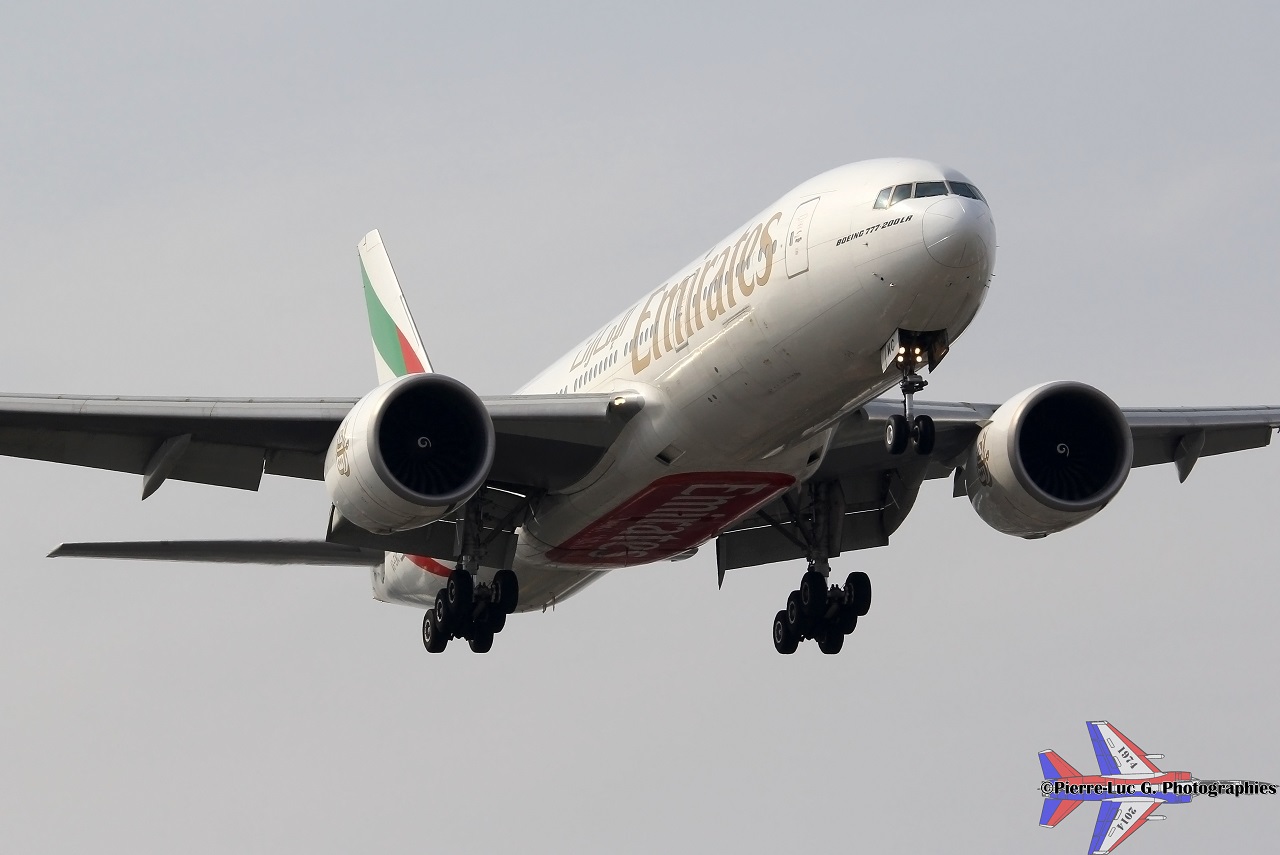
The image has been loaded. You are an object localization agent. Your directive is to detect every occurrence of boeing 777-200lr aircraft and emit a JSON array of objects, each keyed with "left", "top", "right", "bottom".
[{"left": 6, "top": 158, "right": 1280, "bottom": 654}]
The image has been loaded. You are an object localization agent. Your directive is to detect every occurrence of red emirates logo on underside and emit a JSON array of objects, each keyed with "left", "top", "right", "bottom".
[{"left": 547, "top": 472, "right": 795, "bottom": 567}]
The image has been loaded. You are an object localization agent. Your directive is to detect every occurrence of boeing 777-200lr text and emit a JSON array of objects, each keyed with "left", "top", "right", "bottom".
[{"left": 7, "top": 158, "right": 1279, "bottom": 654}]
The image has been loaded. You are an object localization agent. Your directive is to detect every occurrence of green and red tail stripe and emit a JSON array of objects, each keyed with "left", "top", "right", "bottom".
[{"left": 362, "top": 258, "right": 426, "bottom": 376}]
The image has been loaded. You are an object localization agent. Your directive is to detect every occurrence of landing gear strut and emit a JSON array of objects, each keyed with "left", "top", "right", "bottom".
[
  {"left": 767, "top": 481, "right": 874, "bottom": 655},
  {"left": 884, "top": 332, "right": 937, "bottom": 457},
  {"left": 421, "top": 500, "right": 521, "bottom": 654}
]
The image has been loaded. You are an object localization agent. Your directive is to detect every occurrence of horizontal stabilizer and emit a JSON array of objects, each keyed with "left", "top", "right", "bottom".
[
  {"left": 1040, "top": 797, "right": 1083, "bottom": 828},
  {"left": 49, "top": 540, "right": 383, "bottom": 566},
  {"left": 1040, "top": 749, "right": 1083, "bottom": 780}
]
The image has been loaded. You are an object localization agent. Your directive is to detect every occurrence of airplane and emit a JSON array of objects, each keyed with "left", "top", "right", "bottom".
[
  {"left": 1040, "top": 721, "right": 1275, "bottom": 853},
  {"left": 5, "top": 157, "right": 1280, "bottom": 654}
]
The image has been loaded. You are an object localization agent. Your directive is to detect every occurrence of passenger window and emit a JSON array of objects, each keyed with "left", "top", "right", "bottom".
[
  {"left": 873, "top": 187, "right": 892, "bottom": 209},
  {"left": 889, "top": 184, "right": 912, "bottom": 206},
  {"left": 913, "top": 181, "right": 947, "bottom": 198}
]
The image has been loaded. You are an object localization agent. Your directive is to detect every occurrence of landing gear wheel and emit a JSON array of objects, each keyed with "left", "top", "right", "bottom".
[
  {"left": 485, "top": 609, "right": 507, "bottom": 634},
  {"left": 434, "top": 591, "right": 452, "bottom": 633},
  {"left": 799, "top": 570, "right": 827, "bottom": 618},
  {"left": 845, "top": 571, "right": 872, "bottom": 617},
  {"left": 816, "top": 627, "right": 845, "bottom": 654},
  {"left": 468, "top": 630, "right": 494, "bottom": 654},
  {"left": 773, "top": 610, "right": 798, "bottom": 654},
  {"left": 785, "top": 590, "right": 806, "bottom": 634},
  {"left": 446, "top": 569, "right": 474, "bottom": 627},
  {"left": 492, "top": 569, "right": 520, "bottom": 614},
  {"left": 912, "top": 414, "right": 935, "bottom": 455},
  {"left": 885, "top": 414, "right": 909, "bottom": 455},
  {"left": 422, "top": 610, "right": 448, "bottom": 653},
  {"left": 837, "top": 605, "right": 859, "bottom": 635}
]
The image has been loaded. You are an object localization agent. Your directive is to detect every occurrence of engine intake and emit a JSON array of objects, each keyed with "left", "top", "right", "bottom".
[
  {"left": 967, "top": 381, "right": 1133, "bottom": 537},
  {"left": 324, "top": 374, "right": 495, "bottom": 534}
]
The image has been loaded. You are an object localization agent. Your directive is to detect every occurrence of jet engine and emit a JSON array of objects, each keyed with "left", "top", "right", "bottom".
[
  {"left": 324, "top": 373, "right": 495, "bottom": 534},
  {"left": 966, "top": 381, "right": 1133, "bottom": 538}
]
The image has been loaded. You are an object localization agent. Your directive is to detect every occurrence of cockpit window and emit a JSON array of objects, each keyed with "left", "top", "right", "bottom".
[
  {"left": 948, "top": 181, "right": 986, "bottom": 202},
  {"left": 913, "top": 181, "right": 947, "bottom": 198},
  {"left": 872, "top": 179, "right": 988, "bottom": 208},
  {"left": 889, "top": 183, "right": 913, "bottom": 206}
]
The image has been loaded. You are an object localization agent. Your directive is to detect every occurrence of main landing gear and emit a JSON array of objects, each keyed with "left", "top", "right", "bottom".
[
  {"left": 422, "top": 567, "right": 520, "bottom": 654},
  {"left": 772, "top": 567, "right": 871, "bottom": 655},
  {"left": 421, "top": 500, "right": 520, "bottom": 654},
  {"left": 884, "top": 337, "right": 934, "bottom": 457},
  {"left": 766, "top": 481, "right": 873, "bottom": 654}
]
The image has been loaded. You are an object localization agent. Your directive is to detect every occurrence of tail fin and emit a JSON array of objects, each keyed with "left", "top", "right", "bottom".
[
  {"left": 359, "top": 229, "right": 432, "bottom": 384},
  {"left": 1039, "top": 798, "right": 1084, "bottom": 828},
  {"left": 1040, "top": 749, "right": 1083, "bottom": 780}
]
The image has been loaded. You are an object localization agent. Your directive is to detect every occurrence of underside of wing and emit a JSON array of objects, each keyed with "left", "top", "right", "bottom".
[
  {"left": 715, "top": 392, "right": 1280, "bottom": 578},
  {"left": 1089, "top": 721, "right": 1163, "bottom": 776},
  {"left": 1089, "top": 801, "right": 1162, "bottom": 854},
  {"left": 0, "top": 390, "right": 644, "bottom": 498},
  {"left": 49, "top": 540, "right": 384, "bottom": 566}
]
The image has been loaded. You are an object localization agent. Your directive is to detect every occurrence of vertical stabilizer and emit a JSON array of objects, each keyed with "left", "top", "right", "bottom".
[{"left": 359, "top": 229, "right": 432, "bottom": 384}]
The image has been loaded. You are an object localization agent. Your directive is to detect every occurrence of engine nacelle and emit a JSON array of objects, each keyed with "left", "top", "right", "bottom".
[
  {"left": 324, "top": 373, "right": 495, "bottom": 534},
  {"left": 966, "top": 381, "right": 1133, "bottom": 538}
]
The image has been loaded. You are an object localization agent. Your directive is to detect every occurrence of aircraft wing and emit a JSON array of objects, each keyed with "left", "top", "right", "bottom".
[
  {"left": 714, "top": 398, "right": 1280, "bottom": 578},
  {"left": 1088, "top": 721, "right": 1163, "bottom": 776},
  {"left": 849, "top": 398, "right": 1280, "bottom": 478},
  {"left": 0, "top": 390, "right": 644, "bottom": 497},
  {"left": 1088, "top": 801, "right": 1163, "bottom": 854}
]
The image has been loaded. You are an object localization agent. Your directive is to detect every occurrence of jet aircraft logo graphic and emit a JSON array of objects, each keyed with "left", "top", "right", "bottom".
[{"left": 1039, "top": 721, "right": 1275, "bottom": 853}]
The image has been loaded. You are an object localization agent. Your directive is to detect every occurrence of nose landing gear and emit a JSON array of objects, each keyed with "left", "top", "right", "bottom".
[{"left": 883, "top": 330, "right": 944, "bottom": 456}]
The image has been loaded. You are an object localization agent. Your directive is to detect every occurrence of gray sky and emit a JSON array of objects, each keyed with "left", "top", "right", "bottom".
[{"left": 2, "top": 2, "right": 1278, "bottom": 852}]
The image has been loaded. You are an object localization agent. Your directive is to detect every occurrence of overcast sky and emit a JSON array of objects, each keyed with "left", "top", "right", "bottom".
[{"left": 2, "top": 2, "right": 1278, "bottom": 852}]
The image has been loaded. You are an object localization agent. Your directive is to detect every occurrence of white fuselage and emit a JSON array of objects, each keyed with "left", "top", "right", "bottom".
[{"left": 376, "top": 158, "right": 996, "bottom": 610}]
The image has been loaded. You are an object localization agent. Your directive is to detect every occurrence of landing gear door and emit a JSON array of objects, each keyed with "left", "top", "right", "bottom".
[{"left": 785, "top": 197, "right": 820, "bottom": 278}]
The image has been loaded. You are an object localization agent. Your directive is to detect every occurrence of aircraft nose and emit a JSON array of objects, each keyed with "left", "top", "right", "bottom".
[{"left": 922, "top": 196, "right": 993, "bottom": 269}]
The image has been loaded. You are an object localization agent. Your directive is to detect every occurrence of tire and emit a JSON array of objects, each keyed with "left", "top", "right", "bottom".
[
  {"left": 845, "top": 571, "right": 872, "bottom": 617},
  {"left": 817, "top": 627, "right": 845, "bottom": 654},
  {"left": 800, "top": 570, "right": 827, "bottom": 618},
  {"left": 469, "top": 631, "right": 494, "bottom": 654},
  {"left": 913, "top": 414, "right": 935, "bottom": 455},
  {"left": 486, "top": 608, "right": 507, "bottom": 634},
  {"left": 434, "top": 590, "right": 452, "bottom": 633},
  {"left": 422, "top": 609, "right": 448, "bottom": 653},
  {"left": 885, "top": 414, "right": 909, "bottom": 455},
  {"left": 785, "top": 590, "right": 806, "bottom": 634},
  {"left": 446, "top": 569, "right": 474, "bottom": 626},
  {"left": 493, "top": 569, "right": 520, "bottom": 614},
  {"left": 837, "top": 604, "right": 859, "bottom": 635},
  {"left": 773, "top": 611, "right": 798, "bottom": 654}
]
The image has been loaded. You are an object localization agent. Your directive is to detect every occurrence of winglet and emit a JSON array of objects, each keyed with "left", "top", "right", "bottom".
[{"left": 359, "top": 230, "right": 432, "bottom": 384}]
